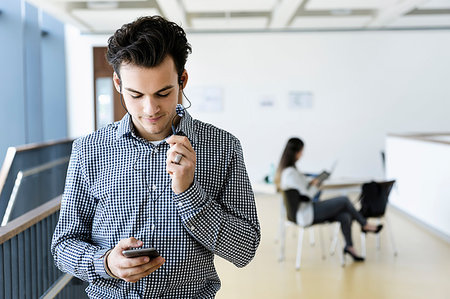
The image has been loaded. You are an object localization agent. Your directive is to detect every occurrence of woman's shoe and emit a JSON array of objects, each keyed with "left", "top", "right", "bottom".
[
  {"left": 361, "top": 224, "right": 383, "bottom": 234},
  {"left": 343, "top": 247, "right": 365, "bottom": 262}
]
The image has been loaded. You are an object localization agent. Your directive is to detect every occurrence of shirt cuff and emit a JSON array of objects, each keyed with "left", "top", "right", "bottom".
[
  {"left": 93, "top": 248, "right": 117, "bottom": 279},
  {"left": 173, "top": 180, "right": 208, "bottom": 214}
]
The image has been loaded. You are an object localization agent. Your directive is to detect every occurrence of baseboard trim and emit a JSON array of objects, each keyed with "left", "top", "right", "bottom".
[{"left": 388, "top": 203, "right": 450, "bottom": 244}]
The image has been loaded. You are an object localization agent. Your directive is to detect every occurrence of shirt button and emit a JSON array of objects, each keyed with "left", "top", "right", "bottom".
[
  {"left": 151, "top": 224, "right": 155, "bottom": 230},
  {"left": 190, "top": 225, "right": 195, "bottom": 231},
  {"left": 178, "top": 202, "right": 183, "bottom": 207},
  {"left": 154, "top": 148, "right": 158, "bottom": 153},
  {"left": 152, "top": 184, "right": 157, "bottom": 191}
]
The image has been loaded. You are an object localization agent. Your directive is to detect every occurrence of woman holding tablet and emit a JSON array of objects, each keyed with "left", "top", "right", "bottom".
[{"left": 275, "top": 137, "right": 382, "bottom": 261}]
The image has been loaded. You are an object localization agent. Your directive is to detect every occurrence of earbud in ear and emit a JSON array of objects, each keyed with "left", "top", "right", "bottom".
[{"left": 178, "top": 79, "right": 184, "bottom": 91}]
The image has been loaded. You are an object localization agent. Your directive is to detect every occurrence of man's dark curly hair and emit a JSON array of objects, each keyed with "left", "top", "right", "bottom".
[{"left": 106, "top": 16, "right": 192, "bottom": 79}]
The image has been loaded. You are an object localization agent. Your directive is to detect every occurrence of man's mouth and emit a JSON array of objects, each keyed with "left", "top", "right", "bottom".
[{"left": 144, "top": 115, "right": 163, "bottom": 123}]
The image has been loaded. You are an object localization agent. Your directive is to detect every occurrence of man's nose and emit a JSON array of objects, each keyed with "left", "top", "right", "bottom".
[{"left": 142, "top": 96, "right": 160, "bottom": 115}]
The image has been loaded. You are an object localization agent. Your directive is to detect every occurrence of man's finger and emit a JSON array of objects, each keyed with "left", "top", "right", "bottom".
[
  {"left": 120, "top": 256, "right": 150, "bottom": 268},
  {"left": 168, "top": 143, "right": 193, "bottom": 157},
  {"left": 166, "top": 136, "right": 194, "bottom": 153},
  {"left": 166, "top": 134, "right": 186, "bottom": 144},
  {"left": 118, "top": 237, "right": 143, "bottom": 250},
  {"left": 122, "top": 258, "right": 165, "bottom": 282}
]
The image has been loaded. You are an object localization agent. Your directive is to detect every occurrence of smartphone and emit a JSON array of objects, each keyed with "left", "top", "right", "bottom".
[{"left": 122, "top": 248, "right": 160, "bottom": 258}]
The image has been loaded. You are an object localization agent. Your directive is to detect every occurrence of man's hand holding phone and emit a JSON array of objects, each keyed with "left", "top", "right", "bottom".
[{"left": 106, "top": 237, "right": 165, "bottom": 283}]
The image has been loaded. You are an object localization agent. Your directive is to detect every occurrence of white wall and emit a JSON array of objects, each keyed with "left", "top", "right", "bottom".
[
  {"left": 65, "top": 25, "right": 109, "bottom": 139},
  {"left": 386, "top": 136, "right": 450, "bottom": 239},
  {"left": 65, "top": 26, "right": 450, "bottom": 183}
]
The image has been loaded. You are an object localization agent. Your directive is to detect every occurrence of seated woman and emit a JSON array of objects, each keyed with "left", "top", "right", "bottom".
[{"left": 274, "top": 137, "right": 382, "bottom": 261}]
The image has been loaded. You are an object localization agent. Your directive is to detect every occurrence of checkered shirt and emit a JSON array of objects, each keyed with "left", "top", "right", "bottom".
[{"left": 51, "top": 105, "right": 260, "bottom": 298}]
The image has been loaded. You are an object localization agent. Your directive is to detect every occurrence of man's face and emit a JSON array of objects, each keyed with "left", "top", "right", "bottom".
[{"left": 114, "top": 56, "right": 187, "bottom": 141}]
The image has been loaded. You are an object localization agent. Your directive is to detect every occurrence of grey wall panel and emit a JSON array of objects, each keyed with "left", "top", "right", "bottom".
[
  {"left": 41, "top": 12, "right": 67, "bottom": 141},
  {"left": 24, "top": 2, "right": 44, "bottom": 143},
  {"left": 0, "top": 0, "right": 27, "bottom": 165}
]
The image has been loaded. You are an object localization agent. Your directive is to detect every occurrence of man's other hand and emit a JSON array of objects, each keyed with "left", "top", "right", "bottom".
[{"left": 166, "top": 135, "right": 196, "bottom": 194}]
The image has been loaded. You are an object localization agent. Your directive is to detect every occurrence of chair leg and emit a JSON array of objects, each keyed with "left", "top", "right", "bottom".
[
  {"left": 276, "top": 196, "right": 285, "bottom": 244},
  {"left": 376, "top": 218, "right": 381, "bottom": 250},
  {"left": 319, "top": 225, "right": 326, "bottom": 260},
  {"left": 330, "top": 222, "right": 340, "bottom": 256},
  {"left": 385, "top": 214, "right": 398, "bottom": 256},
  {"left": 296, "top": 227, "right": 304, "bottom": 270},
  {"left": 279, "top": 222, "right": 286, "bottom": 262},
  {"left": 309, "top": 226, "right": 315, "bottom": 246},
  {"left": 278, "top": 195, "right": 287, "bottom": 262},
  {"left": 361, "top": 232, "right": 367, "bottom": 258}
]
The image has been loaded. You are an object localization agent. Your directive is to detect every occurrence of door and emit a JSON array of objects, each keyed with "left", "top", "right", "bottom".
[{"left": 93, "top": 47, "right": 127, "bottom": 130}]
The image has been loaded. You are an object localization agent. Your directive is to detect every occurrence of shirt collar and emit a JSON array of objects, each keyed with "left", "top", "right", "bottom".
[
  {"left": 116, "top": 113, "right": 133, "bottom": 140},
  {"left": 172, "top": 104, "right": 197, "bottom": 146},
  {"left": 115, "top": 105, "right": 197, "bottom": 145}
]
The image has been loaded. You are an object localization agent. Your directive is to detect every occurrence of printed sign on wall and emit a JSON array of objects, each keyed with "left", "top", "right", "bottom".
[{"left": 288, "top": 91, "right": 314, "bottom": 109}]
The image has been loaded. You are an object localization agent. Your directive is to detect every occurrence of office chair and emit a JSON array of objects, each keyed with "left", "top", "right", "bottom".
[
  {"left": 277, "top": 192, "right": 339, "bottom": 255},
  {"left": 359, "top": 180, "right": 398, "bottom": 257},
  {"left": 279, "top": 189, "right": 344, "bottom": 270},
  {"left": 381, "top": 151, "right": 386, "bottom": 176}
]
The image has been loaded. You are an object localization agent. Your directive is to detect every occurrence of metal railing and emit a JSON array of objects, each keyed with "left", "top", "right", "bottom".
[
  {"left": 0, "top": 196, "right": 87, "bottom": 299},
  {"left": 0, "top": 139, "right": 73, "bottom": 225},
  {"left": 1, "top": 157, "right": 70, "bottom": 226},
  {"left": 0, "top": 139, "right": 87, "bottom": 298}
]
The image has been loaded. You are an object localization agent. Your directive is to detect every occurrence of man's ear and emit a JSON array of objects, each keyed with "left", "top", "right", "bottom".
[
  {"left": 179, "top": 70, "right": 188, "bottom": 90},
  {"left": 113, "top": 72, "right": 122, "bottom": 93}
]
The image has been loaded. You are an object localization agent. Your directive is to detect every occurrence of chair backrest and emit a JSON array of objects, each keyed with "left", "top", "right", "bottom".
[
  {"left": 282, "top": 189, "right": 310, "bottom": 223},
  {"left": 359, "top": 180, "right": 395, "bottom": 217}
]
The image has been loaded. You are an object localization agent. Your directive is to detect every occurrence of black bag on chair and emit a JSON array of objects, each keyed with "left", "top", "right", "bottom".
[{"left": 359, "top": 181, "right": 395, "bottom": 218}]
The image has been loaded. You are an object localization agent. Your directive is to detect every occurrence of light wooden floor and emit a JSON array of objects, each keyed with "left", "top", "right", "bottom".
[{"left": 215, "top": 193, "right": 450, "bottom": 299}]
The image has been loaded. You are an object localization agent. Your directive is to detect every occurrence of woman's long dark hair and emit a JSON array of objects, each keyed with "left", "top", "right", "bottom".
[{"left": 274, "top": 137, "right": 304, "bottom": 191}]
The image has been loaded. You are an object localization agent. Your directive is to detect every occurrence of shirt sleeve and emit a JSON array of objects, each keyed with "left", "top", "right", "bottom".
[
  {"left": 172, "top": 138, "right": 261, "bottom": 268},
  {"left": 51, "top": 140, "right": 114, "bottom": 282}
]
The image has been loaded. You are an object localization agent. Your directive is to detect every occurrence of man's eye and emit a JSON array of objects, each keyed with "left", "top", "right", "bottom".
[
  {"left": 131, "top": 94, "right": 142, "bottom": 99},
  {"left": 158, "top": 93, "right": 170, "bottom": 98}
]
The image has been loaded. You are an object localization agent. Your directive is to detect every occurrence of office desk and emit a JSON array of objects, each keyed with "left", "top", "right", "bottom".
[
  {"left": 251, "top": 182, "right": 277, "bottom": 195},
  {"left": 319, "top": 179, "right": 368, "bottom": 200},
  {"left": 252, "top": 179, "right": 368, "bottom": 196},
  {"left": 320, "top": 180, "right": 365, "bottom": 191}
]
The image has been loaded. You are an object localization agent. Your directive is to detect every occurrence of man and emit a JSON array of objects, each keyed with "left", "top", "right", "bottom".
[{"left": 51, "top": 16, "right": 260, "bottom": 298}]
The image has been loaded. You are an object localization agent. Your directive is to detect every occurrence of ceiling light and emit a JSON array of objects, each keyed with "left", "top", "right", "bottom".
[
  {"left": 87, "top": 1, "right": 119, "bottom": 10},
  {"left": 330, "top": 9, "right": 352, "bottom": 16}
]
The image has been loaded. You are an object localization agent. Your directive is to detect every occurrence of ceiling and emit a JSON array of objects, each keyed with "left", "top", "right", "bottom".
[{"left": 28, "top": 0, "right": 450, "bottom": 34}]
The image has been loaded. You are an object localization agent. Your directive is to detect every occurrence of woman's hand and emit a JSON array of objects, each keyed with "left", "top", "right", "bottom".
[{"left": 310, "top": 178, "right": 320, "bottom": 187}]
